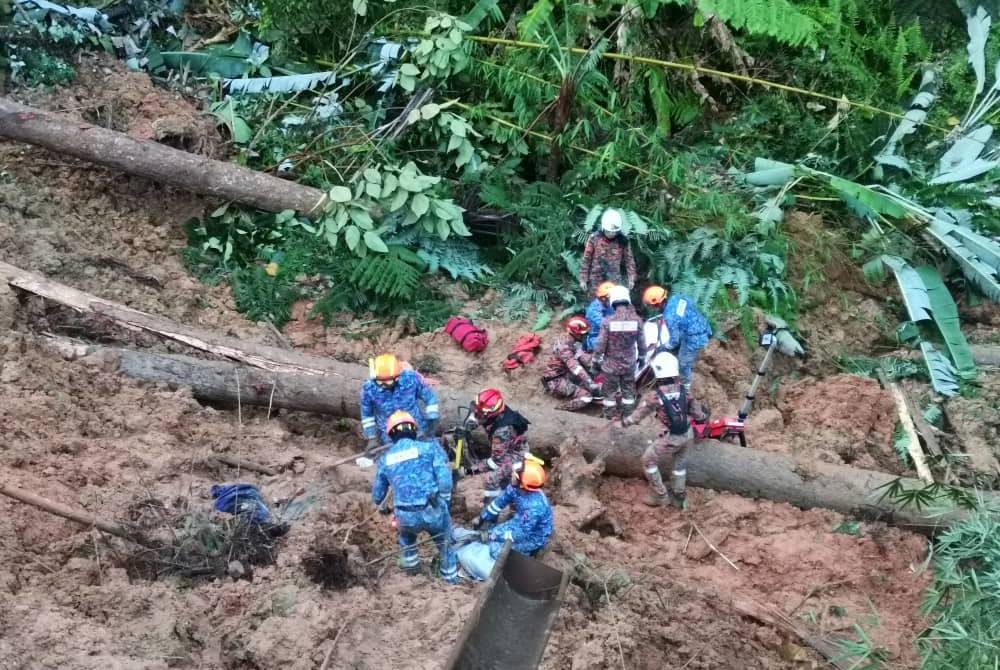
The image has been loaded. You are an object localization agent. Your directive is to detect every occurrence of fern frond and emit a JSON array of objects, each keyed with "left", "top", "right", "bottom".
[
  {"left": 698, "top": 0, "right": 820, "bottom": 47},
  {"left": 349, "top": 251, "right": 423, "bottom": 299}
]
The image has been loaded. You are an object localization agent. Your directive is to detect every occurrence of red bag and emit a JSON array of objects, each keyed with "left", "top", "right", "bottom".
[
  {"left": 502, "top": 334, "right": 542, "bottom": 371},
  {"left": 444, "top": 316, "right": 489, "bottom": 353}
]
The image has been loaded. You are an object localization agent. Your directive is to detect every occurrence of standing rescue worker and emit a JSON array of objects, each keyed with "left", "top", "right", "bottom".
[
  {"left": 642, "top": 285, "right": 712, "bottom": 393},
  {"left": 466, "top": 388, "right": 531, "bottom": 500},
  {"left": 372, "top": 411, "right": 459, "bottom": 583},
  {"left": 360, "top": 354, "right": 440, "bottom": 448},
  {"left": 593, "top": 285, "right": 644, "bottom": 419},
  {"left": 623, "top": 352, "right": 710, "bottom": 509},
  {"left": 476, "top": 457, "right": 553, "bottom": 559},
  {"left": 584, "top": 281, "right": 616, "bottom": 352},
  {"left": 541, "top": 316, "right": 602, "bottom": 410},
  {"left": 579, "top": 209, "right": 637, "bottom": 295}
]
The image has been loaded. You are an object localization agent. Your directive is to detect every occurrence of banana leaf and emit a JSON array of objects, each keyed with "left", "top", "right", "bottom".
[
  {"left": 926, "top": 215, "right": 1000, "bottom": 302},
  {"left": 920, "top": 342, "right": 961, "bottom": 396},
  {"left": 225, "top": 71, "right": 341, "bottom": 95},
  {"left": 915, "top": 266, "right": 977, "bottom": 380},
  {"left": 875, "top": 68, "right": 937, "bottom": 170},
  {"left": 160, "top": 51, "right": 250, "bottom": 78},
  {"left": 966, "top": 5, "right": 992, "bottom": 98}
]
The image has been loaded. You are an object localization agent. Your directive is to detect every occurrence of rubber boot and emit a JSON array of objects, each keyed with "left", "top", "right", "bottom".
[
  {"left": 563, "top": 395, "right": 593, "bottom": 411},
  {"left": 601, "top": 401, "right": 619, "bottom": 421},
  {"left": 643, "top": 466, "right": 670, "bottom": 507},
  {"left": 669, "top": 469, "right": 688, "bottom": 510},
  {"left": 397, "top": 556, "right": 421, "bottom": 576}
]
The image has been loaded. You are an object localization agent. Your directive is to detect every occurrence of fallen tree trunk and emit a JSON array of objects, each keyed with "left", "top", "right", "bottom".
[
  {"left": 0, "top": 98, "right": 328, "bottom": 216},
  {"left": 43, "top": 336, "right": 994, "bottom": 535},
  {"left": 4, "top": 260, "right": 987, "bottom": 534}
]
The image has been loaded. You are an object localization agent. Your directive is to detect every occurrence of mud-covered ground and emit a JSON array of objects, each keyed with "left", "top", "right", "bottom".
[{"left": 0, "top": 58, "right": 970, "bottom": 669}]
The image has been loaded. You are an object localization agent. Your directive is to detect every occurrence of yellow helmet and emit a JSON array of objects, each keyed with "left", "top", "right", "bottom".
[{"left": 370, "top": 354, "right": 402, "bottom": 385}]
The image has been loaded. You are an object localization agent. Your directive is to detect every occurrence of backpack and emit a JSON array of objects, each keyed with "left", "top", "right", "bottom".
[
  {"left": 444, "top": 316, "right": 489, "bottom": 353},
  {"left": 656, "top": 388, "right": 690, "bottom": 436}
]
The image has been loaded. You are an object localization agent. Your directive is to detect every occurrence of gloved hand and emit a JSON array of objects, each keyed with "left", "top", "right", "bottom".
[
  {"left": 365, "top": 436, "right": 379, "bottom": 451},
  {"left": 421, "top": 419, "right": 439, "bottom": 439},
  {"left": 463, "top": 417, "right": 479, "bottom": 432},
  {"left": 377, "top": 504, "right": 393, "bottom": 516}
]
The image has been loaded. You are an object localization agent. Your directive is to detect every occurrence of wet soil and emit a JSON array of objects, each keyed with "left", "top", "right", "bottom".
[{"left": 0, "top": 61, "right": 965, "bottom": 669}]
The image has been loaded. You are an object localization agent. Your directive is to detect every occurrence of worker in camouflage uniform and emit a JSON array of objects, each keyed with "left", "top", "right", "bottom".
[
  {"left": 541, "top": 316, "right": 602, "bottom": 410},
  {"left": 465, "top": 388, "right": 531, "bottom": 500},
  {"left": 360, "top": 354, "right": 440, "bottom": 448},
  {"left": 593, "top": 285, "right": 644, "bottom": 420},
  {"left": 623, "top": 352, "right": 710, "bottom": 509},
  {"left": 475, "top": 456, "right": 553, "bottom": 559},
  {"left": 579, "top": 209, "right": 637, "bottom": 295},
  {"left": 584, "top": 281, "right": 616, "bottom": 352},
  {"left": 642, "top": 285, "right": 713, "bottom": 392},
  {"left": 372, "top": 410, "right": 459, "bottom": 583}
]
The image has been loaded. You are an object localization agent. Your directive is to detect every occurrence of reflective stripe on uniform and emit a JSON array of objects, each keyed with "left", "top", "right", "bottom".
[
  {"left": 644, "top": 465, "right": 660, "bottom": 475},
  {"left": 425, "top": 404, "right": 440, "bottom": 416},
  {"left": 609, "top": 321, "right": 638, "bottom": 332},
  {"left": 622, "top": 397, "right": 635, "bottom": 406},
  {"left": 675, "top": 298, "right": 687, "bottom": 317},
  {"left": 483, "top": 489, "right": 502, "bottom": 498},
  {"left": 486, "top": 458, "right": 498, "bottom": 471},
  {"left": 385, "top": 446, "right": 419, "bottom": 466},
  {"left": 672, "top": 469, "right": 687, "bottom": 477},
  {"left": 361, "top": 417, "right": 376, "bottom": 428},
  {"left": 602, "top": 398, "right": 617, "bottom": 408},
  {"left": 487, "top": 501, "right": 503, "bottom": 516},
  {"left": 400, "top": 552, "right": 420, "bottom": 567}
]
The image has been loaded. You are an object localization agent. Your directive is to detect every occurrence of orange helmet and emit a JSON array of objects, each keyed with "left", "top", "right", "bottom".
[
  {"left": 386, "top": 410, "right": 417, "bottom": 440},
  {"left": 643, "top": 285, "right": 668, "bottom": 308},
  {"left": 565, "top": 316, "right": 589, "bottom": 338},
  {"left": 512, "top": 459, "right": 546, "bottom": 491},
  {"left": 596, "top": 281, "right": 616, "bottom": 299},
  {"left": 370, "top": 354, "right": 402, "bottom": 387},
  {"left": 474, "top": 388, "right": 505, "bottom": 419}
]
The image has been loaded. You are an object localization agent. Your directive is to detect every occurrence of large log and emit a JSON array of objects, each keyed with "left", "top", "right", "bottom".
[
  {"left": 43, "top": 337, "right": 994, "bottom": 535},
  {"left": 3, "top": 260, "right": 987, "bottom": 534},
  {"left": 0, "top": 98, "right": 328, "bottom": 216}
]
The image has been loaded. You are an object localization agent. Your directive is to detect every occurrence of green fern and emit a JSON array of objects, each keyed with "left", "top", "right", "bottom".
[
  {"left": 349, "top": 249, "right": 424, "bottom": 299},
  {"left": 698, "top": 0, "right": 820, "bottom": 47}
]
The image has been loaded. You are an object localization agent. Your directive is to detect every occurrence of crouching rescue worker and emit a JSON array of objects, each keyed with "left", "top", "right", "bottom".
[
  {"left": 475, "top": 456, "right": 553, "bottom": 559},
  {"left": 622, "top": 352, "right": 709, "bottom": 509},
  {"left": 372, "top": 410, "right": 459, "bottom": 584},
  {"left": 593, "top": 285, "right": 644, "bottom": 420},
  {"left": 642, "top": 285, "right": 712, "bottom": 393},
  {"left": 360, "top": 353, "right": 440, "bottom": 449},
  {"left": 541, "top": 316, "right": 602, "bottom": 410},
  {"left": 466, "top": 388, "right": 530, "bottom": 500}
]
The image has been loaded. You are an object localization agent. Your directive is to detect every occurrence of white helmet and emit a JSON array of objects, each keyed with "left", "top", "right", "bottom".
[
  {"left": 650, "top": 351, "right": 679, "bottom": 379},
  {"left": 608, "top": 285, "right": 631, "bottom": 307},
  {"left": 600, "top": 208, "right": 623, "bottom": 235}
]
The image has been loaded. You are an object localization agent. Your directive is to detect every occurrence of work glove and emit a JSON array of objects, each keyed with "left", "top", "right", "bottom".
[
  {"left": 365, "top": 436, "right": 379, "bottom": 451},
  {"left": 421, "top": 419, "right": 439, "bottom": 439},
  {"left": 463, "top": 417, "right": 479, "bottom": 432}
]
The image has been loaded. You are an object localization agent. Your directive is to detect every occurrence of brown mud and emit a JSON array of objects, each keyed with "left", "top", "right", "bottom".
[{"left": 0, "top": 63, "right": 967, "bottom": 669}]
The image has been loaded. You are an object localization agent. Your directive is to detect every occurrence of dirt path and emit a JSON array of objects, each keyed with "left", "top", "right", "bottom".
[{"left": 0, "top": 62, "right": 935, "bottom": 669}]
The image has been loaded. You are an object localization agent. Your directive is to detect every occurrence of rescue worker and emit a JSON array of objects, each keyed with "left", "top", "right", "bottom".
[
  {"left": 475, "top": 456, "right": 553, "bottom": 559},
  {"left": 593, "top": 285, "right": 644, "bottom": 419},
  {"left": 642, "top": 285, "right": 712, "bottom": 393},
  {"left": 465, "top": 388, "right": 531, "bottom": 500},
  {"left": 584, "top": 281, "right": 616, "bottom": 352},
  {"left": 579, "top": 209, "right": 637, "bottom": 295},
  {"left": 360, "top": 353, "right": 440, "bottom": 449},
  {"left": 622, "top": 352, "right": 710, "bottom": 509},
  {"left": 541, "top": 316, "right": 602, "bottom": 410},
  {"left": 372, "top": 410, "right": 459, "bottom": 583}
]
